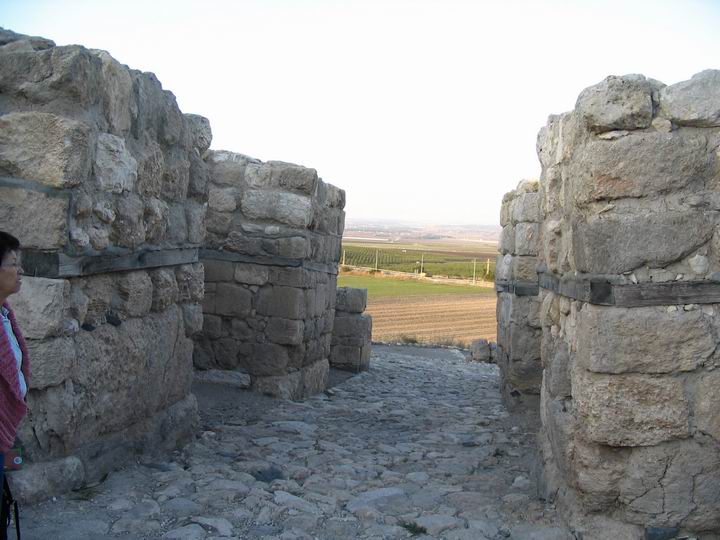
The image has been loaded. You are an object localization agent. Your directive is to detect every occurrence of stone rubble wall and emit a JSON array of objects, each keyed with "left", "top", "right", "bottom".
[
  {"left": 0, "top": 28, "right": 207, "bottom": 500},
  {"left": 495, "top": 180, "right": 542, "bottom": 409},
  {"left": 499, "top": 70, "right": 720, "bottom": 537},
  {"left": 330, "top": 287, "right": 372, "bottom": 372},
  {"left": 194, "top": 150, "right": 345, "bottom": 399}
]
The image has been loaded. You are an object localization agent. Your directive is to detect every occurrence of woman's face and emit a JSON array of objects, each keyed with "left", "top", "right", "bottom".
[{"left": 0, "top": 250, "right": 23, "bottom": 298}]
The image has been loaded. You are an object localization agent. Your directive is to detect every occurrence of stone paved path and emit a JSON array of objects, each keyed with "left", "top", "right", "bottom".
[{"left": 20, "top": 345, "right": 573, "bottom": 539}]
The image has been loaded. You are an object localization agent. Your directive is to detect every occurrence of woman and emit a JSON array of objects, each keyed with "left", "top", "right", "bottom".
[{"left": 0, "top": 231, "right": 29, "bottom": 536}]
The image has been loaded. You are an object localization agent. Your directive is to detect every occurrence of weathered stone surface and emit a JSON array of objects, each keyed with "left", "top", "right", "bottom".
[
  {"left": 695, "top": 370, "right": 720, "bottom": 441},
  {"left": 572, "top": 211, "right": 712, "bottom": 274},
  {"left": 512, "top": 256, "right": 538, "bottom": 281},
  {"left": 0, "top": 112, "right": 93, "bottom": 187},
  {"left": 333, "top": 313, "right": 371, "bottom": 337},
  {"left": 256, "top": 286, "right": 305, "bottom": 319},
  {"left": 208, "top": 185, "right": 237, "bottom": 212},
  {"left": 94, "top": 133, "right": 137, "bottom": 193},
  {"left": 26, "top": 337, "right": 75, "bottom": 389},
  {"left": 572, "top": 368, "right": 689, "bottom": 446},
  {"left": 114, "top": 271, "right": 153, "bottom": 318},
  {"left": 266, "top": 317, "right": 304, "bottom": 346},
  {"left": 335, "top": 287, "right": 367, "bottom": 314},
  {"left": 659, "top": 69, "right": 720, "bottom": 127},
  {"left": 576, "top": 305, "right": 714, "bottom": 374},
  {"left": 234, "top": 262, "right": 269, "bottom": 285},
  {"left": 241, "top": 190, "right": 313, "bottom": 228},
  {"left": 572, "top": 131, "right": 712, "bottom": 203},
  {"left": 0, "top": 186, "right": 69, "bottom": 249},
  {"left": 575, "top": 75, "right": 655, "bottom": 133},
  {"left": 499, "top": 225, "right": 515, "bottom": 255},
  {"left": 202, "top": 259, "right": 234, "bottom": 282},
  {"left": 514, "top": 223, "right": 539, "bottom": 256},
  {"left": 150, "top": 268, "right": 179, "bottom": 312},
  {"left": 214, "top": 283, "right": 252, "bottom": 317},
  {"left": 175, "top": 263, "right": 204, "bottom": 303},
  {"left": 184, "top": 114, "right": 212, "bottom": 154},
  {"left": 242, "top": 343, "right": 290, "bottom": 376},
  {"left": 12, "top": 276, "right": 69, "bottom": 339},
  {"left": 113, "top": 193, "right": 146, "bottom": 248},
  {"left": 511, "top": 192, "right": 541, "bottom": 224}
]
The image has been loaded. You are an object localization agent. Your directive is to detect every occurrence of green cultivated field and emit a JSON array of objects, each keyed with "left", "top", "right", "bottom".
[
  {"left": 341, "top": 242, "right": 496, "bottom": 280},
  {"left": 337, "top": 274, "right": 495, "bottom": 298}
]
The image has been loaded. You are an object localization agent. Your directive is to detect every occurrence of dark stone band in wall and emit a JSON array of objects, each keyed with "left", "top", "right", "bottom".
[
  {"left": 200, "top": 248, "right": 338, "bottom": 276},
  {"left": 539, "top": 271, "right": 720, "bottom": 307},
  {"left": 22, "top": 247, "right": 200, "bottom": 278},
  {"left": 495, "top": 280, "right": 540, "bottom": 296}
]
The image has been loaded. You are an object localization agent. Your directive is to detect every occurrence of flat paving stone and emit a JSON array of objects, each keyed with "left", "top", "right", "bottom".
[{"left": 20, "top": 344, "right": 570, "bottom": 539}]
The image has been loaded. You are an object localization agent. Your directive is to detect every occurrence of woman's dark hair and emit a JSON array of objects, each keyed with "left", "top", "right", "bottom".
[{"left": 0, "top": 231, "right": 20, "bottom": 265}]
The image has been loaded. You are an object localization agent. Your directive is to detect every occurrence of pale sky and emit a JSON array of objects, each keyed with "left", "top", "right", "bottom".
[{"left": 3, "top": 0, "right": 720, "bottom": 225}]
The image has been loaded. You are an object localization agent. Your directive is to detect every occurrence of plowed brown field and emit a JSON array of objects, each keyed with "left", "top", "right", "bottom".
[{"left": 366, "top": 293, "right": 497, "bottom": 346}]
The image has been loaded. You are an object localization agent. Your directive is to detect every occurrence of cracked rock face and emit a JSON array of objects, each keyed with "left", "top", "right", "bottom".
[{"left": 499, "top": 71, "right": 720, "bottom": 535}]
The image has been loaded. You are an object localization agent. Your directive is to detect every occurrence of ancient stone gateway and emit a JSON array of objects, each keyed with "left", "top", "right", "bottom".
[
  {"left": 194, "top": 150, "right": 346, "bottom": 399},
  {"left": 498, "top": 71, "right": 720, "bottom": 537},
  {"left": 0, "top": 27, "right": 374, "bottom": 501},
  {"left": 0, "top": 28, "right": 209, "bottom": 500}
]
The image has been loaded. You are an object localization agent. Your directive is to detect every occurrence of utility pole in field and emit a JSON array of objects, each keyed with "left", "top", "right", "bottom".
[
  {"left": 486, "top": 258, "right": 490, "bottom": 278},
  {"left": 375, "top": 249, "right": 379, "bottom": 271},
  {"left": 420, "top": 253, "right": 424, "bottom": 274},
  {"left": 473, "top": 258, "right": 477, "bottom": 285},
  {"left": 342, "top": 250, "right": 346, "bottom": 266}
]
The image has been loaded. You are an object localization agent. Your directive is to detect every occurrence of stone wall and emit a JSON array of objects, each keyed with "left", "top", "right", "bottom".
[
  {"left": 499, "top": 70, "right": 720, "bottom": 536},
  {"left": 495, "top": 180, "right": 542, "bottom": 409},
  {"left": 0, "top": 28, "right": 207, "bottom": 499},
  {"left": 194, "top": 150, "right": 345, "bottom": 399},
  {"left": 330, "top": 287, "right": 372, "bottom": 372}
]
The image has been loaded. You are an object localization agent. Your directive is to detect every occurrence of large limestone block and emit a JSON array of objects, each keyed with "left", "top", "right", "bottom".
[
  {"left": 576, "top": 305, "right": 714, "bottom": 374},
  {"left": 94, "top": 133, "right": 137, "bottom": 193},
  {"left": 495, "top": 254, "right": 512, "bottom": 281},
  {"left": 575, "top": 75, "right": 656, "bottom": 133},
  {"left": 499, "top": 191, "right": 515, "bottom": 227},
  {"left": 617, "top": 440, "right": 720, "bottom": 530},
  {"left": 572, "top": 368, "right": 689, "bottom": 446},
  {"left": 695, "top": 370, "right": 720, "bottom": 441},
  {"left": 113, "top": 271, "right": 153, "bottom": 318},
  {"left": 27, "top": 306, "right": 193, "bottom": 453},
  {"left": 242, "top": 343, "right": 289, "bottom": 376},
  {"left": 214, "top": 283, "right": 252, "bottom": 317},
  {"left": 241, "top": 190, "right": 313, "bottom": 228},
  {"left": 12, "top": 276, "right": 69, "bottom": 339},
  {"left": 511, "top": 192, "right": 541, "bottom": 224},
  {"left": 659, "top": 69, "right": 720, "bottom": 127},
  {"left": 0, "top": 112, "right": 93, "bottom": 188},
  {"left": 92, "top": 50, "right": 134, "bottom": 135},
  {"left": 0, "top": 186, "right": 68, "bottom": 250},
  {"left": 333, "top": 313, "right": 372, "bottom": 337},
  {"left": 256, "top": 286, "right": 306, "bottom": 319},
  {"left": 233, "top": 262, "right": 269, "bottom": 286},
  {"left": 571, "top": 131, "right": 712, "bottom": 203},
  {"left": 265, "top": 317, "right": 304, "bottom": 346},
  {"left": 208, "top": 186, "right": 237, "bottom": 212},
  {"left": 26, "top": 337, "right": 76, "bottom": 389},
  {"left": 185, "top": 114, "right": 212, "bottom": 154},
  {"left": 514, "top": 223, "right": 539, "bottom": 256},
  {"left": 205, "top": 150, "right": 253, "bottom": 186},
  {"left": 499, "top": 225, "right": 515, "bottom": 255},
  {"left": 266, "top": 161, "right": 318, "bottom": 195},
  {"left": 335, "top": 287, "right": 368, "bottom": 314},
  {"left": 512, "top": 255, "right": 538, "bottom": 281},
  {"left": 572, "top": 211, "right": 712, "bottom": 274}
]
